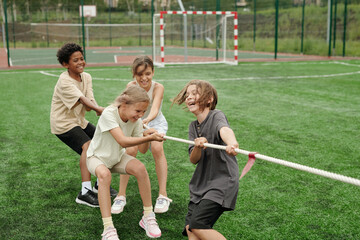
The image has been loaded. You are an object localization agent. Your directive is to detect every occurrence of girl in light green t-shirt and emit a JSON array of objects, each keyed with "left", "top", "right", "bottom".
[{"left": 86, "top": 85, "right": 165, "bottom": 239}]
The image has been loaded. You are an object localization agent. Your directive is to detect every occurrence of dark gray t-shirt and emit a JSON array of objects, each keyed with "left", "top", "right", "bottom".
[{"left": 188, "top": 109, "right": 239, "bottom": 210}]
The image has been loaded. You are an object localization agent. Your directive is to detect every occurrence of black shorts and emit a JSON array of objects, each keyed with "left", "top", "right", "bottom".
[
  {"left": 55, "top": 123, "right": 95, "bottom": 155},
  {"left": 182, "top": 199, "right": 226, "bottom": 236}
]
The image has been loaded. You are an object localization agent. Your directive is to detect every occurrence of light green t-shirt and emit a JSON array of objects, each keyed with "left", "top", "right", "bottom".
[
  {"left": 87, "top": 105, "right": 143, "bottom": 168},
  {"left": 50, "top": 71, "right": 95, "bottom": 134}
]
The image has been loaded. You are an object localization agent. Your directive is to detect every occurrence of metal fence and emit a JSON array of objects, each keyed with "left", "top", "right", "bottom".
[{"left": 1, "top": 0, "right": 359, "bottom": 67}]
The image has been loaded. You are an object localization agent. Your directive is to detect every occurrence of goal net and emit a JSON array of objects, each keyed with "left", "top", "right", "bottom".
[{"left": 152, "top": 11, "right": 238, "bottom": 67}]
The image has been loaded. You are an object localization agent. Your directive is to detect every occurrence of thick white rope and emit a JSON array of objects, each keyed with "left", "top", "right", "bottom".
[{"left": 144, "top": 125, "right": 360, "bottom": 187}]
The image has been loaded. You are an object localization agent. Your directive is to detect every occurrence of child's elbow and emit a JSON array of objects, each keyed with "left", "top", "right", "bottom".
[{"left": 117, "top": 141, "right": 129, "bottom": 148}]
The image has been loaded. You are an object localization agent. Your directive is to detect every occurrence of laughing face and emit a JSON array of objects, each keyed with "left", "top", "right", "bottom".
[
  {"left": 134, "top": 64, "right": 154, "bottom": 91},
  {"left": 63, "top": 51, "right": 85, "bottom": 79},
  {"left": 119, "top": 101, "right": 149, "bottom": 123},
  {"left": 185, "top": 85, "right": 201, "bottom": 114}
]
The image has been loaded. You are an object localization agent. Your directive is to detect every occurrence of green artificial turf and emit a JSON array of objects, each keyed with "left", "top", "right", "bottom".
[{"left": 1, "top": 60, "right": 359, "bottom": 239}]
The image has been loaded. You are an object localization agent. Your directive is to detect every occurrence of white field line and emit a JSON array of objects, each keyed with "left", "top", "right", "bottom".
[
  {"left": 11, "top": 56, "right": 54, "bottom": 63},
  {"left": 2, "top": 59, "right": 358, "bottom": 71},
  {"left": 0, "top": 68, "right": 130, "bottom": 75},
  {"left": 39, "top": 71, "right": 58, "bottom": 77},
  {"left": 333, "top": 61, "right": 360, "bottom": 68},
  {"left": 0, "top": 60, "right": 350, "bottom": 74},
  {"left": 35, "top": 70, "right": 360, "bottom": 82},
  {"left": 2, "top": 60, "right": 358, "bottom": 72},
  {"left": 38, "top": 71, "right": 131, "bottom": 81},
  {"left": 2, "top": 61, "right": 359, "bottom": 82}
]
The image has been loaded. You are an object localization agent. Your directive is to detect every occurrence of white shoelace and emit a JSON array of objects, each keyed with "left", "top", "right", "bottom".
[
  {"left": 114, "top": 199, "right": 125, "bottom": 207},
  {"left": 156, "top": 198, "right": 165, "bottom": 205},
  {"left": 156, "top": 196, "right": 172, "bottom": 206}
]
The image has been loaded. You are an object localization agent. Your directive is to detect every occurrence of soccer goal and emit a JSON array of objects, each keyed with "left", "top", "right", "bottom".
[{"left": 152, "top": 11, "right": 238, "bottom": 67}]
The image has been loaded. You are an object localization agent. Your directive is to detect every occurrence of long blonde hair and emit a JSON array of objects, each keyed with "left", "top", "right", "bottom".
[{"left": 112, "top": 85, "right": 150, "bottom": 107}]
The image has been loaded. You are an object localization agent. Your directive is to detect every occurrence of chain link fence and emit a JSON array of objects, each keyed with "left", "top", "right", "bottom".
[{"left": 1, "top": 0, "right": 359, "bottom": 67}]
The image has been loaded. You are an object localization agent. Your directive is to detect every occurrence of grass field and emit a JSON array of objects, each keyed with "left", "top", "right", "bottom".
[{"left": 1, "top": 60, "right": 360, "bottom": 239}]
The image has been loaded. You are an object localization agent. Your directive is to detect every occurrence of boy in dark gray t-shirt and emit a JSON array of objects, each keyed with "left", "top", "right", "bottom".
[{"left": 173, "top": 80, "right": 239, "bottom": 240}]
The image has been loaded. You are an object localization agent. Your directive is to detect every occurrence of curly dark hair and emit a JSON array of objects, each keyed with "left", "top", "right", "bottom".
[{"left": 56, "top": 43, "right": 83, "bottom": 65}]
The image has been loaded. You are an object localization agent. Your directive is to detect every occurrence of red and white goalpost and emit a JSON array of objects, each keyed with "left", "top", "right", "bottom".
[{"left": 152, "top": 11, "right": 238, "bottom": 67}]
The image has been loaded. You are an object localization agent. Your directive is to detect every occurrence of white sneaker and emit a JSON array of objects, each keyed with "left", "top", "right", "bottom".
[
  {"left": 154, "top": 195, "right": 172, "bottom": 213},
  {"left": 101, "top": 226, "right": 119, "bottom": 240},
  {"left": 111, "top": 195, "right": 126, "bottom": 214},
  {"left": 139, "top": 212, "right": 161, "bottom": 238}
]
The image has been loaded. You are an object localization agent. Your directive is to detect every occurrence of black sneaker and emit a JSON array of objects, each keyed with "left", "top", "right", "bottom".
[
  {"left": 75, "top": 188, "right": 99, "bottom": 207},
  {"left": 93, "top": 181, "right": 118, "bottom": 197}
]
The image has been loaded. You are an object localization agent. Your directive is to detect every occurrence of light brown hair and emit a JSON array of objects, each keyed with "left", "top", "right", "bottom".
[
  {"left": 172, "top": 80, "right": 218, "bottom": 111},
  {"left": 112, "top": 85, "right": 150, "bottom": 108},
  {"left": 132, "top": 56, "right": 154, "bottom": 78}
]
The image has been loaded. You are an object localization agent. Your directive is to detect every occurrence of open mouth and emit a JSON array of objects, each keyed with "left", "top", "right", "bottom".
[
  {"left": 140, "top": 80, "right": 148, "bottom": 85},
  {"left": 187, "top": 101, "right": 196, "bottom": 107}
]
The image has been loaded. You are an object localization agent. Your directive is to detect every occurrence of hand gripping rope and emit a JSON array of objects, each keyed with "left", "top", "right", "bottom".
[{"left": 144, "top": 124, "right": 360, "bottom": 187}]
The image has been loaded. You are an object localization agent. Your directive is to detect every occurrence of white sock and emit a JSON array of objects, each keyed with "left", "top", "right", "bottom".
[
  {"left": 81, "top": 181, "right": 92, "bottom": 195},
  {"left": 143, "top": 206, "right": 153, "bottom": 217},
  {"left": 102, "top": 216, "right": 114, "bottom": 231}
]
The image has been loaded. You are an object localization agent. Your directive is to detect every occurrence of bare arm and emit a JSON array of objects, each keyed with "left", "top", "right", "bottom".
[
  {"left": 137, "top": 128, "right": 163, "bottom": 153},
  {"left": 109, "top": 127, "right": 164, "bottom": 149},
  {"left": 189, "top": 137, "right": 208, "bottom": 164},
  {"left": 219, "top": 126, "right": 239, "bottom": 156},
  {"left": 143, "top": 83, "right": 164, "bottom": 125},
  {"left": 79, "top": 96, "right": 104, "bottom": 116}
]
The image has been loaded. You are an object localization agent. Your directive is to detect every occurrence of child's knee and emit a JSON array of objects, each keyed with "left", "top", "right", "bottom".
[
  {"left": 132, "top": 162, "right": 148, "bottom": 177},
  {"left": 95, "top": 166, "right": 111, "bottom": 181},
  {"left": 151, "top": 142, "right": 163, "bottom": 153},
  {"left": 151, "top": 146, "right": 165, "bottom": 160}
]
